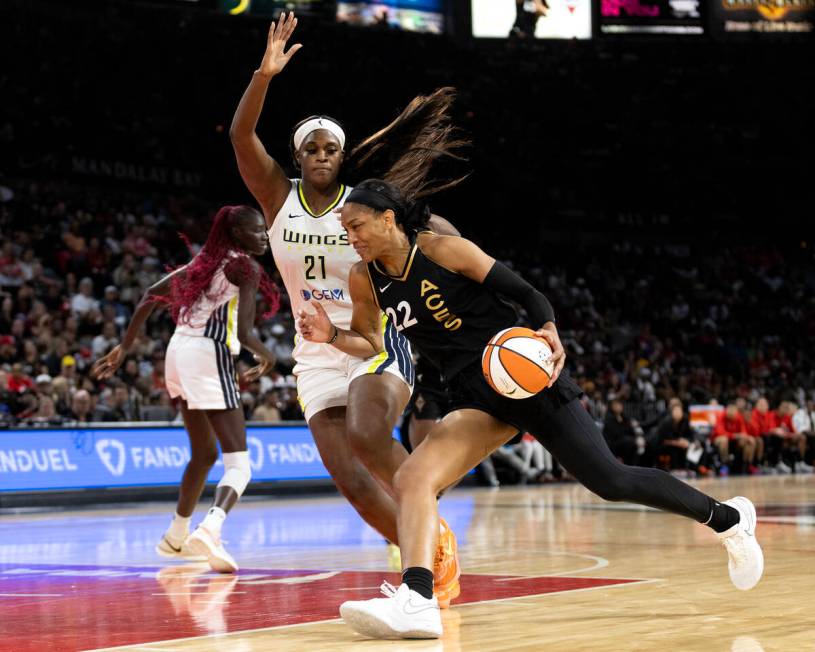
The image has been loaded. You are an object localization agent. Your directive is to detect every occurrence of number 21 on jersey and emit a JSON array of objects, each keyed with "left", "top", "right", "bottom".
[{"left": 304, "top": 255, "right": 326, "bottom": 280}]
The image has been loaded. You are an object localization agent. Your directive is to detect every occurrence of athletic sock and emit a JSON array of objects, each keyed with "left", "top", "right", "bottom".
[
  {"left": 704, "top": 500, "right": 740, "bottom": 533},
  {"left": 200, "top": 506, "right": 227, "bottom": 535},
  {"left": 167, "top": 513, "right": 191, "bottom": 542},
  {"left": 402, "top": 566, "right": 434, "bottom": 600}
]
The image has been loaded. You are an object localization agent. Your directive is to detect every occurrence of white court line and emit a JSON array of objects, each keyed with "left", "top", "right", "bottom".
[
  {"left": 150, "top": 592, "right": 245, "bottom": 596},
  {"left": 0, "top": 592, "right": 63, "bottom": 597}
]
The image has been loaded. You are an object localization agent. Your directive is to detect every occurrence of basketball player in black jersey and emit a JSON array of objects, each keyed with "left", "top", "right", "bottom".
[{"left": 298, "top": 179, "right": 764, "bottom": 639}]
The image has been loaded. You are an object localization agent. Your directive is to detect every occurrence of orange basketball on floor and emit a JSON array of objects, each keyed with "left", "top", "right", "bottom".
[{"left": 481, "top": 327, "right": 554, "bottom": 399}]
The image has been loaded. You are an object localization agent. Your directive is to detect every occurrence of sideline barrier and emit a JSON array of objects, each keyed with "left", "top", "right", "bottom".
[{"left": 0, "top": 423, "right": 329, "bottom": 493}]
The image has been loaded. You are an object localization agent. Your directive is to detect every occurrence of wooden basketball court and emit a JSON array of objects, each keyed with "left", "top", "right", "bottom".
[{"left": 1, "top": 475, "right": 812, "bottom": 651}]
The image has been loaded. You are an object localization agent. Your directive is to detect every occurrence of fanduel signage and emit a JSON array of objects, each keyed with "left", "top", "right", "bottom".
[{"left": 0, "top": 425, "right": 331, "bottom": 492}]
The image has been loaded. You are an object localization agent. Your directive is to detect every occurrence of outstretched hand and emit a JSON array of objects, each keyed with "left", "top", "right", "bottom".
[
  {"left": 257, "top": 12, "right": 302, "bottom": 78},
  {"left": 91, "top": 345, "right": 125, "bottom": 380},
  {"left": 535, "top": 323, "right": 565, "bottom": 388},
  {"left": 297, "top": 301, "right": 335, "bottom": 343},
  {"left": 244, "top": 358, "right": 274, "bottom": 383}
]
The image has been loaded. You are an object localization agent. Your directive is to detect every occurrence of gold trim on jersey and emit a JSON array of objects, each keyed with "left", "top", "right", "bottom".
[
  {"left": 297, "top": 181, "right": 346, "bottom": 218},
  {"left": 372, "top": 244, "right": 418, "bottom": 282},
  {"left": 365, "top": 266, "right": 382, "bottom": 310}
]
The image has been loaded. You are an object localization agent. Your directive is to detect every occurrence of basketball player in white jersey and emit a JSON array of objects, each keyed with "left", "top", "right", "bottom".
[
  {"left": 93, "top": 206, "right": 280, "bottom": 574},
  {"left": 229, "top": 13, "right": 462, "bottom": 605}
]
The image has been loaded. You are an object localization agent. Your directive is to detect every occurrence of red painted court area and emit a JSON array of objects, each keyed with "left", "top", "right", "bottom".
[{"left": 0, "top": 563, "right": 644, "bottom": 651}]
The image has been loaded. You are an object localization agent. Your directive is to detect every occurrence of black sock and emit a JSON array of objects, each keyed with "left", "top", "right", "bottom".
[
  {"left": 705, "top": 500, "right": 740, "bottom": 533},
  {"left": 402, "top": 566, "right": 434, "bottom": 600}
]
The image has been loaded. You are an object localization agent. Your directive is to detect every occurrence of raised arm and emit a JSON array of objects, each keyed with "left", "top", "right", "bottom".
[
  {"left": 92, "top": 267, "right": 184, "bottom": 379},
  {"left": 230, "top": 13, "right": 303, "bottom": 225},
  {"left": 297, "top": 262, "right": 384, "bottom": 359},
  {"left": 419, "top": 233, "right": 565, "bottom": 385}
]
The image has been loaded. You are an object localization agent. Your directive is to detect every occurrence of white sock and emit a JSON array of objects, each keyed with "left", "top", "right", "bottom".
[
  {"left": 201, "top": 506, "right": 227, "bottom": 534},
  {"left": 167, "top": 513, "right": 191, "bottom": 543}
]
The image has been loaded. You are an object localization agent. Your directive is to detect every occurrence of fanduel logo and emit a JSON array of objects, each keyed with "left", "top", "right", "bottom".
[
  {"left": 96, "top": 439, "right": 126, "bottom": 477},
  {"left": 302, "top": 289, "right": 344, "bottom": 301}
]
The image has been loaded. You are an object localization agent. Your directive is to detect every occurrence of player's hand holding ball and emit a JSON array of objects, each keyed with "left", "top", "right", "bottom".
[{"left": 482, "top": 324, "right": 565, "bottom": 399}]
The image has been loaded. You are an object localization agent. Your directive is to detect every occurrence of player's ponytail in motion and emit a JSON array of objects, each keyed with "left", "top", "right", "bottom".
[
  {"left": 348, "top": 86, "right": 470, "bottom": 201},
  {"left": 157, "top": 205, "right": 280, "bottom": 325}
]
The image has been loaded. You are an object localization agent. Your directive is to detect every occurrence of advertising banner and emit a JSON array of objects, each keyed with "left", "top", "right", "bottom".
[
  {"left": 712, "top": 0, "right": 814, "bottom": 33},
  {"left": 0, "top": 425, "right": 328, "bottom": 492}
]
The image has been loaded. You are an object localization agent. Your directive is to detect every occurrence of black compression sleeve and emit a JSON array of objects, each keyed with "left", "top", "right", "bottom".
[{"left": 483, "top": 261, "right": 555, "bottom": 326}]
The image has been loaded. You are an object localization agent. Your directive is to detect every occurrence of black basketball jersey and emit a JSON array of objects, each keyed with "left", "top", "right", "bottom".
[{"left": 366, "top": 240, "right": 518, "bottom": 381}]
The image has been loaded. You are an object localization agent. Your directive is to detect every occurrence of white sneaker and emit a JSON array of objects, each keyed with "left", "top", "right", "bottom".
[
  {"left": 775, "top": 460, "right": 792, "bottom": 474},
  {"left": 340, "top": 581, "right": 442, "bottom": 639},
  {"left": 794, "top": 461, "right": 814, "bottom": 474},
  {"left": 155, "top": 533, "right": 206, "bottom": 562},
  {"left": 717, "top": 497, "right": 763, "bottom": 591},
  {"left": 185, "top": 526, "right": 238, "bottom": 573}
]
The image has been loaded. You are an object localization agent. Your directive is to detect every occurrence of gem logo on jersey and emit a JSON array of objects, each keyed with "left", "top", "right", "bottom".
[
  {"left": 95, "top": 439, "right": 126, "bottom": 477},
  {"left": 302, "top": 289, "right": 345, "bottom": 301}
]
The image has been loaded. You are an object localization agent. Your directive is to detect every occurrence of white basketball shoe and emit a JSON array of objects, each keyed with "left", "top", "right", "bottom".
[
  {"left": 340, "top": 581, "right": 442, "bottom": 639},
  {"left": 717, "top": 496, "right": 763, "bottom": 590},
  {"left": 185, "top": 526, "right": 238, "bottom": 574},
  {"left": 155, "top": 533, "right": 206, "bottom": 562}
]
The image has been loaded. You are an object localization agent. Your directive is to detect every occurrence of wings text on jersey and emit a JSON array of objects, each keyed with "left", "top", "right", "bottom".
[{"left": 282, "top": 228, "right": 350, "bottom": 247}]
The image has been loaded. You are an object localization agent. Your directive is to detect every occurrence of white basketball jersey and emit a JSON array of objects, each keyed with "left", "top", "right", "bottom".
[
  {"left": 174, "top": 257, "right": 241, "bottom": 355},
  {"left": 269, "top": 180, "right": 357, "bottom": 332}
]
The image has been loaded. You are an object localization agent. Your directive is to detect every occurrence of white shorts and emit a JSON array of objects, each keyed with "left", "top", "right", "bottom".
[
  {"left": 293, "top": 317, "right": 414, "bottom": 422},
  {"left": 165, "top": 333, "right": 241, "bottom": 411}
]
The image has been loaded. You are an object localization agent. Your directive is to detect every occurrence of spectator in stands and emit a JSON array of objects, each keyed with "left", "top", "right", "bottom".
[
  {"left": 100, "top": 285, "right": 130, "bottom": 328},
  {"left": 251, "top": 390, "right": 282, "bottom": 423},
  {"left": 70, "top": 277, "right": 99, "bottom": 315},
  {"left": 777, "top": 401, "right": 813, "bottom": 474},
  {"left": 26, "top": 394, "right": 61, "bottom": 425},
  {"left": 92, "top": 321, "right": 119, "bottom": 357},
  {"left": 106, "top": 380, "right": 141, "bottom": 421},
  {"left": 56, "top": 354, "right": 79, "bottom": 392},
  {"left": 751, "top": 397, "right": 788, "bottom": 474},
  {"left": 656, "top": 403, "right": 695, "bottom": 472},
  {"left": 0, "top": 242, "right": 24, "bottom": 287},
  {"left": 603, "top": 398, "right": 644, "bottom": 465},
  {"left": 6, "top": 362, "right": 34, "bottom": 394},
  {"left": 65, "top": 389, "right": 97, "bottom": 424},
  {"left": 713, "top": 403, "right": 757, "bottom": 474},
  {"left": 34, "top": 373, "right": 53, "bottom": 397}
]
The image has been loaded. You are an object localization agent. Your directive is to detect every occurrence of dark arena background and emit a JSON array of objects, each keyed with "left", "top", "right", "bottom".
[{"left": 0, "top": 1, "right": 813, "bottom": 651}]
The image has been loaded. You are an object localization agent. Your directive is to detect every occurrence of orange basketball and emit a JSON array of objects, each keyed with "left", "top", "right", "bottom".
[{"left": 482, "top": 327, "right": 554, "bottom": 399}]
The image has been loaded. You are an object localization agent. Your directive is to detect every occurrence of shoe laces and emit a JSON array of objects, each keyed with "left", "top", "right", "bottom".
[{"left": 379, "top": 580, "right": 398, "bottom": 598}]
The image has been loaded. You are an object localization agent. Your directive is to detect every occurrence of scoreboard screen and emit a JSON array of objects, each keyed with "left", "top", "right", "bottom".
[
  {"left": 337, "top": 1, "right": 445, "bottom": 33},
  {"left": 471, "top": 0, "right": 592, "bottom": 39},
  {"left": 598, "top": 0, "right": 705, "bottom": 34}
]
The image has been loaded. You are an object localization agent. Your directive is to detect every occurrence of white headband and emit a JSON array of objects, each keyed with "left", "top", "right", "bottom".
[{"left": 293, "top": 117, "right": 346, "bottom": 151}]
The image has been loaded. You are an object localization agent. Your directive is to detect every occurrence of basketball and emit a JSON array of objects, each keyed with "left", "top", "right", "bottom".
[{"left": 481, "top": 327, "right": 555, "bottom": 399}]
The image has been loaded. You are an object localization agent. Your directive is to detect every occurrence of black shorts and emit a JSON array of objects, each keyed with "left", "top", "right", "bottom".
[
  {"left": 409, "top": 357, "right": 450, "bottom": 421},
  {"left": 446, "top": 361, "right": 583, "bottom": 433}
]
